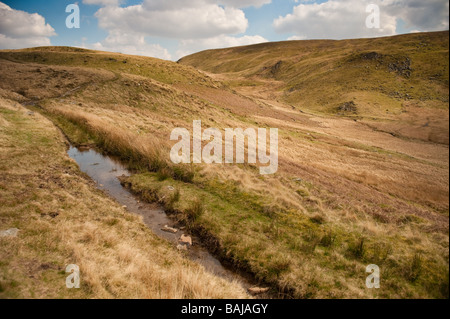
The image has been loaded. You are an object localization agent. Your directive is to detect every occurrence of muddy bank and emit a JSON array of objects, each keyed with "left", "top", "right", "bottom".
[{"left": 67, "top": 146, "right": 271, "bottom": 297}]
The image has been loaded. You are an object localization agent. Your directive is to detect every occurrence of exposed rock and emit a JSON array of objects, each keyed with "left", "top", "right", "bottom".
[
  {"left": 270, "top": 61, "right": 283, "bottom": 76},
  {"left": 179, "top": 234, "right": 193, "bottom": 246},
  {"left": 41, "top": 212, "right": 59, "bottom": 219},
  {"left": 388, "top": 57, "right": 412, "bottom": 78},
  {"left": 162, "top": 225, "right": 178, "bottom": 234},
  {"left": 0, "top": 228, "right": 19, "bottom": 237},
  {"left": 360, "top": 52, "right": 383, "bottom": 60},
  {"left": 260, "top": 60, "right": 283, "bottom": 77},
  {"left": 337, "top": 101, "right": 358, "bottom": 114},
  {"left": 248, "top": 287, "right": 270, "bottom": 295},
  {"left": 353, "top": 52, "right": 413, "bottom": 78}
]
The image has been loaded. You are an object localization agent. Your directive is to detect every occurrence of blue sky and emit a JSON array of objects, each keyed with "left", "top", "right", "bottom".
[{"left": 0, "top": 0, "right": 448, "bottom": 60}]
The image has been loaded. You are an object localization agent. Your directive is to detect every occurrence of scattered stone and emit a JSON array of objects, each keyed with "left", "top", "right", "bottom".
[
  {"left": 122, "top": 205, "right": 127, "bottom": 209},
  {"left": 179, "top": 234, "right": 193, "bottom": 246},
  {"left": 167, "top": 186, "right": 175, "bottom": 191},
  {"left": 388, "top": 57, "right": 412, "bottom": 78},
  {"left": 50, "top": 212, "right": 59, "bottom": 218},
  {"left": 162, "top": 225, "right": 178, "bottom": 234},
  {"left": 248, "top": 287, "right": 270, "bottom": 295},
  {"left": 360, "top": 52, "right": 382, "bottom": 61},
  {"left": 177, "top": 244, "right": 188, "bottom": 251},
  {"left": 0, "top": 228, "right": 19, "bottom": 238},
  {"left": 41, "top": 212, "right": 59, "bottom": 219},
  {"left": 337, "top": 101, "right": 358, "bottom": 114},
  {"left": 271, "top": 61, "right": 282, "bottom": 73},
  {"left": 354, "top": 52, "right": 412, "bottom": 77}
]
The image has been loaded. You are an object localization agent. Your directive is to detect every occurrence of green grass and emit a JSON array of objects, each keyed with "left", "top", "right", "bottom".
[
  {"left": 26, "top": 97, "right": 448, "bottom": 298},
  {"left": 0, "top": 102, "right": 249, "bottom": 299},
  {"left": 180, "top": 31, "right": 449, "bottom": 117},
  {"left": 0, "top": 47, "right": 215, "bottom": 87},
  {"left": 2, "top": 33, "right": 448, "bottom": 298},
  {"left": 119, "top": 171, "right": 449, "bottom": 299}
]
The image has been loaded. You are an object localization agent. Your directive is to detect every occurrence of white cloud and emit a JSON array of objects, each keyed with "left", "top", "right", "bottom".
[
  {"left": 0, "top": 2, "right": 56, "bottom": 49},
  {"left": 84, "top": 31, "right": 172, "bottom": 60},
  {"left": 83, "top": 0, "right": 271, "bottom": 9},
  {"left": 96, "top": 1, "right": 248, "bottom": 39},
  {"left": 274, "top": 0, "right": 449, "bottom": 40},
  {"left": 274, "top": 0, "right": 396, "bottom": 40},
  {"left": 218, "top": 0, "right": 271, "bottom": 8},
  {"left": 383, "top": 0, "right": 449, "bottom": 31},
  {"left": 82, "top": 0, "right": 122, "bottom": 6},
  {"left": 0, "top": 33, "right": 51, "bottom": 49},
  {"left": 177, "top": 34, "right": 268, "bottom": 59},
  {"left": 287, "top": 35, "right": 307, "bottom": 41},
  {"left": 84, "top": 0, "right": 267, "bottom": 60}
]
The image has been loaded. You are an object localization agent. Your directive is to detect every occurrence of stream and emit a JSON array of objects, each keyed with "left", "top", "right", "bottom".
[{"left": 67, "top": 146, "right": 257, "bottom": 293}]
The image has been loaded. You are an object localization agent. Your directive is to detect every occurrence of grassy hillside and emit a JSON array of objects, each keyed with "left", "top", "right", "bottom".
[
  {"left": 180, "top": 31, "right": 449, "bottom": 144},
  {"left": 0, "top": 34, "right": 449, "bottom": 299},
  {"left": 0, "top": 98, "right": 248, "bottom": 299}
]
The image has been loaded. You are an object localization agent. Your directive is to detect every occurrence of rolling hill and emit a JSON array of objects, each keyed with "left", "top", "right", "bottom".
[
  {"left": 180, "top": 31, "right": 449, "bottom": 144},
  {"left": 0, "top": 31, "right": 449, "bottom": 299}
]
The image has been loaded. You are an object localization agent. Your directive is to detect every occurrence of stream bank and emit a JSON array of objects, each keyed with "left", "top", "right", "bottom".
[{"left": 67, "top": 145, "right": 271, "bottom": 297}]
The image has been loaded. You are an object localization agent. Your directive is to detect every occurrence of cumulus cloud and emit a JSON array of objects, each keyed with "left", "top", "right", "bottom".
[
  {"left": 81, "top": 0, "right": 269, "bottom": 60},
  {"left": 287, "top": 35, "right": 307, "bottom": 40},
  {"left": 0, "top": 2, "right": 56, "bottom": 49},
  {"left": 83, "top": 0, "right": 271, "bottom": 9},
  {"left": 85, "top": 31, "right": 172, "bottom": 60},
  {"left": 82, "top": 0, "right": 122, "bottom": 6},
  {"left": 274, "top": 0, "right": 449, "bottom": 40},
  {"left": 274, "top": 0, "right": 396, "bottom": 39},
  {"left": 383, "top": 0, "right": 449, "bottom": 31},
  {"left": 177, "top": 34, "right": 268, "bottom": 58},
  {"left": 218, "top": 0, "right": 271, "bottom": 8},
  {"left": 96, "top": 0, "right": 248, "bottom": 39}
]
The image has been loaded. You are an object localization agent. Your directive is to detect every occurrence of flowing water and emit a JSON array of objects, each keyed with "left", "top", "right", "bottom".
[{"left": 67, "top": 146, "right": 255, "bottom": 291}]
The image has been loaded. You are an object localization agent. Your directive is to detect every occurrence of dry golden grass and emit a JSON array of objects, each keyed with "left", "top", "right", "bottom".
[
  {"left": 0, "top": 97, "right": 249, "bottom": 299},
  {"left": 0, "top": 33, "right": 448, "bottom": 299}
]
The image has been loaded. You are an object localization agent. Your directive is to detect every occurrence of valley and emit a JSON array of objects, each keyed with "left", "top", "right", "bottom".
[{"left": 0, "top": 31, "right": 448, "bottom": 299}]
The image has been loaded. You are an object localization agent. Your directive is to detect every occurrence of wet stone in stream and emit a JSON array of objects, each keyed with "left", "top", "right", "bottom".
[{"left": 67, "top": 146, "right": 256, "bottom": 292}]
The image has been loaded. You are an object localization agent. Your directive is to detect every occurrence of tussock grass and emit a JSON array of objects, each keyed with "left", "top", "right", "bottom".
[
  {"left": 44, "top": 107, "right": 196, "bottom": 184},
  {"left": 120, "top": 171, "right": 449, "bottom": 299},
  {"left": 0, "top": 34, "right": 448, "bottom": 299},
  {"left": 181, "top": 31, "right": 449, "bottom": 143},
  {"left": 0, "top": 98, "right": 248, "bottom": 299}
]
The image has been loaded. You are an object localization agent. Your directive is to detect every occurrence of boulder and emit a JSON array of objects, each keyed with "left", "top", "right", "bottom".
[
  {"left": 161, "top": 225, "right": 178, "bottom": 234},
  {"left": 248, "top": 287, "right": 270, "bottom": 295},
  {"left": 0, "top": 228, "right": 19, "bottom": 237},
  {"left": 179, "top": 234, "right": 193, "bottom": 246}
]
